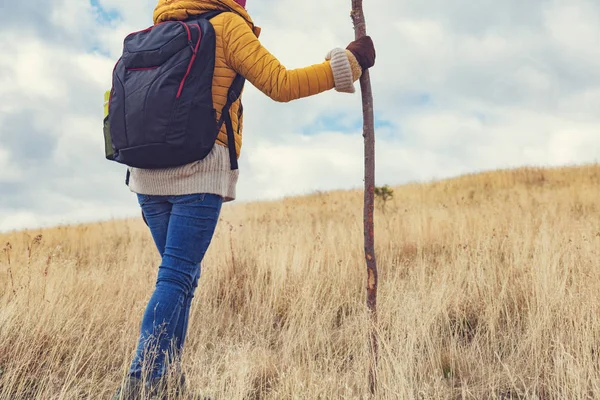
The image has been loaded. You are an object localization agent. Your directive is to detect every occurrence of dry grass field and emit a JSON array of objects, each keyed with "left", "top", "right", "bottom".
[{"left": 1, "top": 165, "right": 600, "bottom": 399}]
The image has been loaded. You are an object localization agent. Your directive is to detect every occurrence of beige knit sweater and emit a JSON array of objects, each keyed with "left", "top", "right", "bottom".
[{"left": 128, "top": 49, "right": 361, "bottom": 202}]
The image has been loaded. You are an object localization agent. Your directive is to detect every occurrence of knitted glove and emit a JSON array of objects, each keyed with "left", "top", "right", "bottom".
[
  {"left": 346, "top": 36, "right": 375, "bottom": 70},
  {"left": 326, "top": 49, "right": 362, "bottom": 93}
]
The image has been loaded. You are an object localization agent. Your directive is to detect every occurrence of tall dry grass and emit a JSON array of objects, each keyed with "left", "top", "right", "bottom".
[{"left": 1, "top": 165, "right": 600, "bottom": 399}]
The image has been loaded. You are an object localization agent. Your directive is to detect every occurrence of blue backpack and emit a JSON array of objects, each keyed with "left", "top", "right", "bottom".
[{"left": 103, "top": 11, "right": 243, "bottom": 181}]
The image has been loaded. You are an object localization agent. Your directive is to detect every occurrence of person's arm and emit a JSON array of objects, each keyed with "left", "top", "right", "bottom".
[{"left": 222, "top": 14, "right": 363, "bottom": 102}]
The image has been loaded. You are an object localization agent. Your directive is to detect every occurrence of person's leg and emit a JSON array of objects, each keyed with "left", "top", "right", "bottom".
[
  {"left": 169, "top": 194, "right": 222, "bottom": 358},
  {"left": 128, "top": 194, "right": 172, "bottom": 380},
  {"left": 141, "top": 192, "right": 201, "bottom": 368},
  {"left": 128, "top": 193, "right": 223, "bottom": 381},
  {"left": 173, "top": 268, "right": 200, "bottom": 355},
  {"left": 138, "top": 194, "right": 172, "bottom": 257}
]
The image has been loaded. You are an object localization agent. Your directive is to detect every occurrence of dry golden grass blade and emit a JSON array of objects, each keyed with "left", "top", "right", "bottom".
[{"left": 0, "top": 164, "right": 599, "bottom": 399}]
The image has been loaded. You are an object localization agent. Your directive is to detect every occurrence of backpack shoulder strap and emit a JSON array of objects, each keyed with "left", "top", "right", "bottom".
[
  {"left": 188, "top": 10, "right": 245, "bottom": 171},
  {"left": 217, "top": 74, "right": 245, "bottom": 170}
]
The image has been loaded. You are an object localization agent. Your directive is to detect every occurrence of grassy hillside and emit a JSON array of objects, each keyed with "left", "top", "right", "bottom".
[{"left": 1, "top": 165, "right": 599, "bottom": 399}]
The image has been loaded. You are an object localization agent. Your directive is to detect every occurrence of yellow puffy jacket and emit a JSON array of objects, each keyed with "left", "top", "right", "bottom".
[{"left": 153, "top": 0, "right": 344, "bottom": 158}]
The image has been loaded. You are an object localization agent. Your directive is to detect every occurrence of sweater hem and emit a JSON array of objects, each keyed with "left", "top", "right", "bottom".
[{"left": 126, "top": 145, "right": 239, "bottom": 202}]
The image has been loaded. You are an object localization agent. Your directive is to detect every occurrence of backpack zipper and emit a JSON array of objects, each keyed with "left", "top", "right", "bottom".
[
  {"left": 176, "top": 21, "right": 192, "bottom": 41},
  {"left": 177, "top": 21, "right": 196, "bottom": 53},
  {"left": 176, "top": 23, "right": 202, "bottom": 98},
  {"left": 120, "top": 21, "right": 196, "bottom": 99}
]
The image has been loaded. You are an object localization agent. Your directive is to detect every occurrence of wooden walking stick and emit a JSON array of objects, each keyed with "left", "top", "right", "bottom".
[{"left": 350, "top": 0, "right": 379, "bottom": 395}]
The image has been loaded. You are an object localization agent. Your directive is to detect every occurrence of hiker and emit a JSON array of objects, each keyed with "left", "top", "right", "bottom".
[{"left": 112, "top": 0, "right": 375, "bottom": 397}]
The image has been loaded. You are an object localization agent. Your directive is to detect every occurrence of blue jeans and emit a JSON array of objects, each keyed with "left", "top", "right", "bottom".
[{"left": 128, "top": 193, "right": 223, "bottom": 380}]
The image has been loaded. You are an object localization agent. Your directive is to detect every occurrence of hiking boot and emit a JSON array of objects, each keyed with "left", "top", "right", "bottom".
[
  {"left": 113, "top": 373, "right": 190, "bottom": 400},
  {"left": 112, "top": 377, "right": 144, "bottom": 400},
  {"left": 147, "top": 374, "right": 185, "bottom": 399}
]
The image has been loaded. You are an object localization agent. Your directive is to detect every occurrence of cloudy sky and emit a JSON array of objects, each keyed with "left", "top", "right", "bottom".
[{"left": 1, "top": 0, "right": 599, "bottom": 231}]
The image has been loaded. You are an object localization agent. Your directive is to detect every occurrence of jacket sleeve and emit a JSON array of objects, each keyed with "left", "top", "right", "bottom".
[{"left": 222, "top": 14, "right": 337, "bottom": 103}]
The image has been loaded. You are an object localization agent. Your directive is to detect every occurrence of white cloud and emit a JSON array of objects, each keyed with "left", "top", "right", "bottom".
[
  {"left": 1, "top": 0, "right": 600, "bottom": 231},
  {"left": 0, "top": 148, "right": 23, "bottom": 183},
  {"left": 0, "top": 212, "right": 40, "bottom": 232},
  {"left": 543, "top": 2, "right": 600, "bottom": 69}
]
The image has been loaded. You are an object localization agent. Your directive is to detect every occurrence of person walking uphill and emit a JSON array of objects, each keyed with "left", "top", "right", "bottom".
[{"left": 108, "top": 0, "right": 375, "bottom": 398}]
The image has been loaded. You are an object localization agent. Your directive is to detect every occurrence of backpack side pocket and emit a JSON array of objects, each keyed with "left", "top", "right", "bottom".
[{"left": 103, "top": 90, "right": 115, "bottom": 160}]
